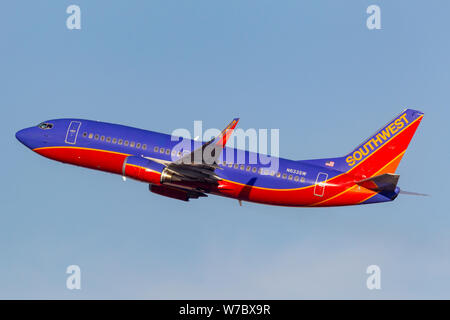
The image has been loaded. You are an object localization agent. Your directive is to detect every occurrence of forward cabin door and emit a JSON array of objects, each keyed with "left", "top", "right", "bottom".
[{"left": 65, "top": 121, "right": 81, "bottom": 144}]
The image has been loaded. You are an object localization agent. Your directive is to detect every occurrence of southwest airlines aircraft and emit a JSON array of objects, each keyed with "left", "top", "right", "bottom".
[{"left": 16, "top": 109, "right": 423, "bottom": 207}]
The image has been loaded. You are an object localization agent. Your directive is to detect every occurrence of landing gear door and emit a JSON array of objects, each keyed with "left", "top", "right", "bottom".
[
  {"left": 314, "top": 172, "right": 328, "bottom": 197},
  {"left": 65, "top": 121, "right": 81, "bottom": 144}
]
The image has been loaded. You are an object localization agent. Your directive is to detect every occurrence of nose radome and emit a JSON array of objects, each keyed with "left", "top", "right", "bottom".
[
  {"left": 16, "top": 127, "right": 36, "bottom": 149},
  {"left": 15, "top": 128, "right": 28, "bottom": 145}
]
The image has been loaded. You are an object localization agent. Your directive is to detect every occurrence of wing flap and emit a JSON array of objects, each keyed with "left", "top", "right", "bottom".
[{"left": 149, "top": 184, "right": 207, "bottom": 201}]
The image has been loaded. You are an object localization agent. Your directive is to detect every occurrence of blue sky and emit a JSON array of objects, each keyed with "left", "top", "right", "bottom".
[{"left": 1, "top": 0, "right": 449, "bottom": 299}]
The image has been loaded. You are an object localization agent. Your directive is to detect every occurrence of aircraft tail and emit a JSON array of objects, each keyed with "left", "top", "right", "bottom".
[{"left": 343, "top": 109, "right": 424, "bottom": 178}]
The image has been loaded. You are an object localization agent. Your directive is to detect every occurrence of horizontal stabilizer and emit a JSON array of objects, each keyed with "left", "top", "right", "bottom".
[{"left": 356, "top": 173, "right": 400, "bottom": 192}]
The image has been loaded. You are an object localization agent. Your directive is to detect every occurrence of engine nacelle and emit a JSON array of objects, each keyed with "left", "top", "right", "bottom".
[
  {"left": 149, "top": 184, "right": 190, "bottom": 201},
  {"left": 122, "top": 156, "right": 165, "bottom": 185},
  {"left": 160, "top": 168, "right": 183, "bottom": 184}
]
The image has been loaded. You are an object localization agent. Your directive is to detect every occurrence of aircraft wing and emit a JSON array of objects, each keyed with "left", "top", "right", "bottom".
[
  {"left": 175, "top": 118, "right": 239, "bottom": 167},
  {"left": 145, "top": 118, "right": 239, "bottom": 190}
]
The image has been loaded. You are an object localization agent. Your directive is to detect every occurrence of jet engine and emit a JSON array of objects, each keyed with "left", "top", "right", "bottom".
[{"left": 122, "top": 156, "right": 165, "bottom": 185}]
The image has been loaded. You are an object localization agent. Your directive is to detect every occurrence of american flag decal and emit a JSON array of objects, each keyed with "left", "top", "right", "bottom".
[{"left": 325, "top": 161, "right": 334, "bottom": 167}]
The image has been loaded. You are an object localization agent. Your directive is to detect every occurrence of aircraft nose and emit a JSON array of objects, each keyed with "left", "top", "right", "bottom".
[
  {"left": 15, "top": 127, "right": 34, "bottom": 148},
  {"left": 16, "top": 128, "right": 28, "bottom": 144}
]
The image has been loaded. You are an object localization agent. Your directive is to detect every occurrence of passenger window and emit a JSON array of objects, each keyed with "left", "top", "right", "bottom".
[
  {"left": 166, "top": 149, "right": 170, "bottom": 155},
  {"left": 130, "top": 141, "right": 135, "bottom": 147},
  {"left": 258, "top": 168, "right": 263, "bottom": 174},
  {"left": 142, "top": 144, "right": 147, "bottom": 150},
  {"left": 301, "top": 177, "right": 306, "bottom": 183},
  {"left": 270, "top": 171, "right": 275, "bottom": 176},
  {"left": 282, "top": 173, "right": 287, "bottom": 179},
  {"left": 112, "top": 138, "right": 117, "bottom": 144},
  {"left": 294, "top": 176, "right": 300, "bottom": 182},
  {"left": 136, "top": 143, "right": 141, "bottom": 148},
  {"left": 160, "top": 148, "right": 165, "bottom": 153},
  {"left": 246, "top": 165, "right": 251, "bottom": 171},
  {"left": 177, "top": 151, "right": 182, "bottom": 157},
  {"left": 240, "top": 164, "right": 245, "bottom": 170},
  {"left": 94, "top": 134, "right": 99, "bottom": 140},
  {"left": 106, "top": 137, "right": 111, "bottom": 142},
  {"left": 288, "top": 175, "right": 293, "bottom": 180},
  {"left": 118, "top": 139, "right": 123, "bottom": 145},
  {"left": 276, "top": 172, "right": 281, "bottom": 178},
  {"left": 83, "top": 132, "right": 87, "bottom": 137},
  {"left": 228, "top": 163, "right": 233, "bottom": 168},
  {"left": 234, "top": 164, "right": 239, "bottom": 169},
  {"left": 154, "top": 146, "right": 159, "bottom": 152},
  {"left": 100, "top": 136, "right": 105, "bottom": 141},
  {"left": 88, "top": 133, "right": 93, "bottom": 139},
  {"left": 124, "top": 140, "right": 129, "bottom": 146},
  {"left": 252, "top": 167, "right": 257, "bottom": 173}
]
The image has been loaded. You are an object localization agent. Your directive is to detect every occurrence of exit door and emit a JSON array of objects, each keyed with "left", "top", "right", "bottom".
[
  {"left": 65, "top": 121, "right": 81, "bottom": 144},
  {"left": 314, "top": 172, "right": 328, "bottom": 197}
]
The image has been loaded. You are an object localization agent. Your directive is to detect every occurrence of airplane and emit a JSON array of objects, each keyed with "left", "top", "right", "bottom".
[{"left": 15, "top": 109, "right": 424, "bottom": 207}]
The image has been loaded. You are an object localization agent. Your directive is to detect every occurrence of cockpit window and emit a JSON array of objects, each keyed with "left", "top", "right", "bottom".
[{"left": 38, "top": 122, "right": 53, "bottom": 130}]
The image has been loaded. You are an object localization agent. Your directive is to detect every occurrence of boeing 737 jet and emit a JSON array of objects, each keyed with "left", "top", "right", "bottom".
[{"left": 16, "top": 109, "right": 423, "bottom": 207}]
